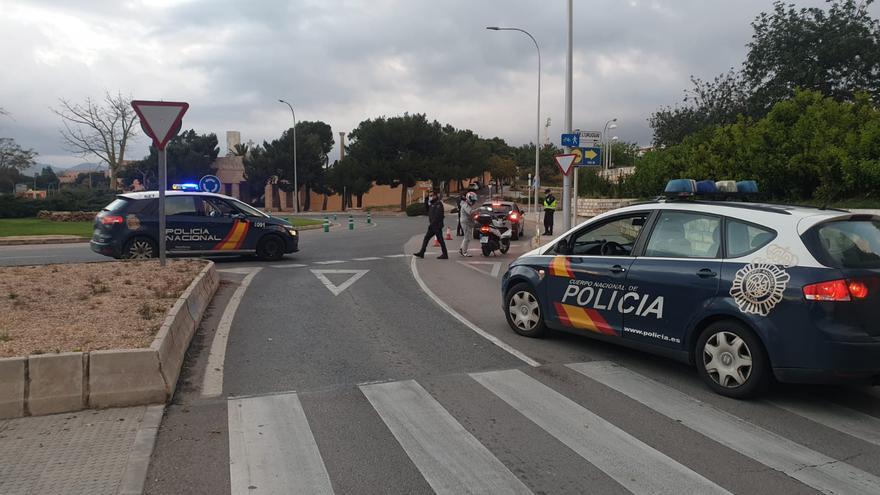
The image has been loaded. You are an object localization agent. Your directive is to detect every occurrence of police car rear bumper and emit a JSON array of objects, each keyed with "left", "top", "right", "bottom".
[
  {"left": 90, "top": 239, "right": 122, "bottom": 258},
  {"left": 774, "top": 340, "right": 880, "bottom": 384}
]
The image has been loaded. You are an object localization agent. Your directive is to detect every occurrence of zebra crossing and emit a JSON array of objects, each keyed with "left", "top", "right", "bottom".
[{"left": 226, "top": 361, "right": 880, "bottom": 495}]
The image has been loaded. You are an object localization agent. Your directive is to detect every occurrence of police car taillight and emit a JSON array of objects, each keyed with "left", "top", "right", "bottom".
[
  {"left": 803, "top": 279, "right": 869, "bottom": 301},
  {"left": 101, "top": 215, "right": 124, "bottom": 225}
]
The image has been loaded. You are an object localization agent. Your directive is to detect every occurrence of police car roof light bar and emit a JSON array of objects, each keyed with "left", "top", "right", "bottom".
[{"left": 661, "top": 179, "right": 759, "bottom": 202}]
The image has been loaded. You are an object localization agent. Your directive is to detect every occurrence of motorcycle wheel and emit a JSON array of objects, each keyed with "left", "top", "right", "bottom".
[
  {"left": 481, "top": 245, "right": 492, "bottom": 257},
  {"left": 500, "top": 239, "right": 510, "bottom": 254}
]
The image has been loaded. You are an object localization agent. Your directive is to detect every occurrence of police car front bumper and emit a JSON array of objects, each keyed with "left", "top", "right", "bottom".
[{"left": 774, "top": 339, "right": 880, "bottom": 384}]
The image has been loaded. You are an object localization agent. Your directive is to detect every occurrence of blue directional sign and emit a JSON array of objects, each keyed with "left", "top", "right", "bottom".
[
  {"left": 199, "top": 174, "right": 222, "bottom": 193},
  {"left": 561, "top": 133, "right": 579, "bottom": 147},
  {"left": 579, "top": 147, "right": 602, "bottom": 166}
]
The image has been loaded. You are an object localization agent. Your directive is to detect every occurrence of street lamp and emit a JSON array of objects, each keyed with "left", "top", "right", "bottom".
[
  {"left": 610, "top": 136, "right": 619, "bottom": 169},
  {"left": 278, "top": 99, "right": 298, "bottom": 213},
  {"left": 487, "top": 26, "right": 542, "bottom": 244},
  {"left": 603, "top": 118, "right": 618, "bottom": 170}
]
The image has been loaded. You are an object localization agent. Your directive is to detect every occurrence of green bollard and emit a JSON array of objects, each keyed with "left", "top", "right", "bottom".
[
  {"left": 348, "top": 214, "right": 354, "bottom": 230},
  {"left": 333, "top": 213, "right": 337, "bottom": 221},
  {"left": 323, "top": 215, "right": 329, "bottom": 233},
  {"left": 367, "top": 212, "right": 372, "bottom": 224}
]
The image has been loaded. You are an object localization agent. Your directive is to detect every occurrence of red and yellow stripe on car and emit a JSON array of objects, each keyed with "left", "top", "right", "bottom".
[
  {"left": 214, "top": 220, "right": 250, "bottom": 250},
  {"left": 553, "top": 302, "right": 618, "bottom": 336},
  {"left": 549, "top": 256, "right": 574, "bottom": 278}
]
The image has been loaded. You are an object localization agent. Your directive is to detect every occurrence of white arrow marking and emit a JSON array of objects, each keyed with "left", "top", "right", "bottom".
[
  {"left": 457, "top": 261, "right": 501, "bottom": 278},
  {"left": 311, "top": 269, "right": 369, "bottom": 296}
]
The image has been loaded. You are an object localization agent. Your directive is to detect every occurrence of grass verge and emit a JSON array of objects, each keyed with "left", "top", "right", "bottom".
[{"left": 0, "top": 218, "right": 93, "bottom": 237}]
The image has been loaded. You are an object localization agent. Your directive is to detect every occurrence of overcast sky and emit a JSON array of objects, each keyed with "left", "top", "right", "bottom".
[{"left": 2, "top": 0, "right": 877, "bottom": 168}]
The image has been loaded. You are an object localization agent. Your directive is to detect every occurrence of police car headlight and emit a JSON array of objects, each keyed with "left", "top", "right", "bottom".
[{"left": 287, "top": 228, "right": 297, "bottom": 236}]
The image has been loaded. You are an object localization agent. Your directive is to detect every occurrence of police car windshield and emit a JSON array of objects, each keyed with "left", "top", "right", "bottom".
[{"left": 229, "top": 198, "right": 270, "bottom": 219}]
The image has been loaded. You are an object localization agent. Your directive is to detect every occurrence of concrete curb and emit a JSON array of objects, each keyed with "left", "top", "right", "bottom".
[
  {"left": 118, "top": 404, "right": 165, "bottom": 495},
  {"left": 0, "top": 236, "right": 89, "bottom": 246},
  {"left": 0, "top": 261, "right": 219, "bottom": 419}
]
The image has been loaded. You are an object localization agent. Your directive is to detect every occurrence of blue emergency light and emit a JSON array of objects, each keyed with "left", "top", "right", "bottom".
[
  {"left": 171, "top": 183, "right": 199, "bottom": 191},
  {"left": 663, "top": 179, "right": 758, "bottom": 198}
]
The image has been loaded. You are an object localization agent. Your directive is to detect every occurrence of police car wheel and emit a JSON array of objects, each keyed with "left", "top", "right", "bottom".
[
  {"left": 123, "top": 236, "right": 157, "bottom": 260},
  {"left": 256, "top": 235, "right": 284, "bottom": 261},
  {"left": 505, "top": 283, "right": 547, "bottom": 337},
  {"left": 696, "top": 321, "right": 769, "bottom": 398}
]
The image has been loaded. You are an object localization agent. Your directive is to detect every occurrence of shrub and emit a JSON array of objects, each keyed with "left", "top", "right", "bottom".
[
  {"left": 406, "top": 202, "right": 427, "bottom": 216},
  {"left": 0, "top": 190, "right": 117, "bottom": 218}
]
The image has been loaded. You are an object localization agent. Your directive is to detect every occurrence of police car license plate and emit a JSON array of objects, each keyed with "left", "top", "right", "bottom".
[{"left": 480, "top": 235, "right": 489, "bottom": 244}]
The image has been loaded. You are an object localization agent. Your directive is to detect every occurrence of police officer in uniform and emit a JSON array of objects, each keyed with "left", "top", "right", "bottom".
[
  {"left": 414, "top": 191, "right": 449, "bottom": 259},
  {"left": 543, "top": 189, "right": 557, "bottom": 235}
]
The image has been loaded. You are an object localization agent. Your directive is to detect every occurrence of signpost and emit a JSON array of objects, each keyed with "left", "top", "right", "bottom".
[
  {"left": 579, "top": 130, "right": 601, "bottom": 146},
  {"left": 579, "top": 147, "right": 601, "bottom": 166},
  {"left": 199, "top": 174, "right": 221, "bottom": 194},
  {"left": 130, "top": 100, "right": 189, "bottom": 266},
  {"left": 560, "top": 133, "right": 579, "bottom": 148}
]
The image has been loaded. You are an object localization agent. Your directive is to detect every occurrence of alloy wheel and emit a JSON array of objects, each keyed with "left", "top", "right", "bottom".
[
  {"left": 508, "top": 291, "right": 540, "bottom": 331},
  {"left": 703, "top": 331, "right": 753, "bottom": 388}
]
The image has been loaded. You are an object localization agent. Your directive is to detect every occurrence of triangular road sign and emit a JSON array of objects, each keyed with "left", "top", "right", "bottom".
[
  {"left": 131, "top": 100, "right": 189, "bottom": 150},
  {"left": 554, "top": 153, "right": 577, "bottom": 176},
  {"left": 311, "top": 269, "right": 369, "bottom": 296},
  {"left": 457, "top": 261, "right": 501, "bottom": 278}
]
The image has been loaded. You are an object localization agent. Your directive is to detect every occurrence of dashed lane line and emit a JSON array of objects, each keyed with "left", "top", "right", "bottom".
[
  {"left": 201, "top": 267, "right": 263, "bottom": 399},
  {"left": 313, "top": 260, "right": 347, "bottom": 265},
  {"left": 352, "top": 257, "right": 382, "bottom": 261},
  {"left": 270, "top": 263, "right": 308, "bottom": 269}
]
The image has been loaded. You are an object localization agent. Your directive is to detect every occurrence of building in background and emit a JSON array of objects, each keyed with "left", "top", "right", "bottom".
[{"left": 212, "top": 131, "right": 250, "bottom": 203}]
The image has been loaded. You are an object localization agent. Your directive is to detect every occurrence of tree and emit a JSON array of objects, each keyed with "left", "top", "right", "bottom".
[
  {"left": 132, "top": 130, "right": 219, "bottom": 186},
  {"left": 745, "top": 0, "right": 880, "bottom": 110},
  {"left": 53, "top": 92, "right": 138, "bottom": 191},
  {"left": 487, "top": 155, "right": 517, "bottom": 195},
  {"left": 0, "top": 138, "right": 36, "bottom": 193},
  {"left": 347, "top": 113, "right": 443, "bottom": 210},
  {"left": 512, "top": 143, "right": 561, "bottom": 184},
  {"left": 35, "top": 166, "right": 58, "bottom": 189},
  {"left": 231, "top": 143, "right": 250, "bottom": 157},
  {"left": 326, "top": 158, "right": 373, "bottom": 209},
  {"left": 293, "top": 121, "right": 334, "bottom": 211}
]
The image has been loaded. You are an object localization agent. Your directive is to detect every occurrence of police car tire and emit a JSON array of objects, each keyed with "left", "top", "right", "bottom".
[
  {"left": 504, "top": 283, "right": 547, "bottom": 338},
  {"left": 696, "top": 320, "right": 770, "bottom": 399},
  {"left": 256, "top": 235, "right": 284, "bottom": 261},
  {"left": 123, "top": 236, "right": 157, "bottom": 260}
]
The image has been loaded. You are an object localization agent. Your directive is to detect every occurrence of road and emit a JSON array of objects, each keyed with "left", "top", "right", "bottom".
[{"left": 4, "top": 214, "right": 879, "bottom": 494}]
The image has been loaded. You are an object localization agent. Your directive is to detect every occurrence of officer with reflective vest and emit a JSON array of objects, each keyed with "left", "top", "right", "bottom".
[{"left": 543, "top": 189, "right": 557, "bottom": 235}]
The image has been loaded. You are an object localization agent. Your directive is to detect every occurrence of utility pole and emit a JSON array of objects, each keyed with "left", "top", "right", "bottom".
[{"left": 562, "top": 0, "right": 573, "bottom": 232}]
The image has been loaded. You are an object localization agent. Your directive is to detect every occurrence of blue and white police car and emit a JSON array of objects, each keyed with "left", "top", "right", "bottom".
[
  {"left": 501, "top": 180, "right": 880, "bottom": 398},
  {"left": 90, "top": 186, "right": 299, "bottom": 261}
]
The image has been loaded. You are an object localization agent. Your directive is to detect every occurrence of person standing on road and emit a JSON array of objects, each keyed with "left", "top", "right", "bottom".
[
  {"left": 543, "top": 189, "right": 557, "bottom": 235},
  {"left": 456, "top": 191, "right": 466, "bottom": 236},
  {"left": 414, "top": 191, "right": 449, "bottom": 259},
  {"left": 458, "top": 192, "right": 478, "bottom": 257}
]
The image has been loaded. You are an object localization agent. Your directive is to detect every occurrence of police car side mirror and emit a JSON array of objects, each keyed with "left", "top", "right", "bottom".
[
  {"left": 554, "top": 239, "right": 570, "bottom": 255},
  {"left": 230, "top": 212, "right": 246, "bottom": 220}
]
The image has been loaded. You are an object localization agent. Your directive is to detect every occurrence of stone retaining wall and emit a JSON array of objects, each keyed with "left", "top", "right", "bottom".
[
  {"left": 0, "top": 262, "right": 219, "bottom": 419},
  {"left": 576, "top": 198, "right": 637, "bottom": 217},
  {"left": 37, "top": 210, "right": 100, "bottom": 222}
]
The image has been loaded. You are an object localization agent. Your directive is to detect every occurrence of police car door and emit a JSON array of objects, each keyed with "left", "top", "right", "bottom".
[
  {"left": 164, "top": 195, "right": 202, "bottom": 252},
  {"left": 623, "top": 210, "right": 723, "bottom": 349},
  {"left": 546, "top": 212, "right": 650, "bottom": 338},
  {"left": 198, "top": 197, "right": 242, "bottom": 252}
]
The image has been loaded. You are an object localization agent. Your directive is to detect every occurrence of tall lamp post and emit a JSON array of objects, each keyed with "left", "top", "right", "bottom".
[
  {"left": 278, "top": 99, "right": 298, "bottom": 213},
  {"left": 486, "top": 26, "right": 542, "bottom": 244},
  {"left": 603, "top": 118, "right": 618, "bottom": 170}
]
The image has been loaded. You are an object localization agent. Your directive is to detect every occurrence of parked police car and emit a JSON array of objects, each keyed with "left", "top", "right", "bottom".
[
  {"left": 90, "top": 190, "right": 299, "bottom": 261},
  {"left": 502, "top": 180, "right": 880, "bottom": 398}
]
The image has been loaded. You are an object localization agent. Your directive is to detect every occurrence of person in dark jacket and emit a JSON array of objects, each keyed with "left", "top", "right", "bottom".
[
  {"left": 414, "top": 191, "right": 448, "bottom": 259},
  {"left": 543, "top": 189, "right": 557, "bottom": 235}
]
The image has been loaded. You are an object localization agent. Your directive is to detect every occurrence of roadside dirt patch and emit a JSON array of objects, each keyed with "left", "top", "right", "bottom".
[{"left": 0, "top": 260, "right": 207, "bottom": 357}]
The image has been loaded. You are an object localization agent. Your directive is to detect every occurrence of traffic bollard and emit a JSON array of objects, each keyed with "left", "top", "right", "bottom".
[
  {"left": 348, "top": 214, "right": 354, "bottom": 230},
  {"left": 323, "top": 216, "right": 329, "bottom": 233},
  {"left": 333, "top": 213, "right": 337, "bottom": 221},
  {"left": 367, "top": 212, "right": 372, "bottom": 224}
]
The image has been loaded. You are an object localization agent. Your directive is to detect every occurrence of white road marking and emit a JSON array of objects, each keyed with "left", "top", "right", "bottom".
[
  {"left": 570, "top": 361, "right": 880, "bottom": 495},
  {"left": 360, "top": 380, "right": 530, "bottom": 495},
  {"left": 217, "top": 267, "right": 259, "bottom": 275},
  {"left": 201, "top": 268, "right": 262, "bottom": 398},
  {"left": 472, "top": 369, "right": 730, "bottom": 495},
  {"left": 351, "top": 257, "right": 382, "bottom": 261},
  {"left": 770, "top": 398, "right": 880, "bottom": 448},
  {"left": 311, "top": 269, "right": 369, "bottom": 296},
  {"left": 228, "top": 392, "right": 334, "bottom": 495},
  {"left": 457, "top": 261, "right": 501, "bottom": 278},
  {"left": 385, "top": 254, "right": 408, "bottom": 258},
  {"left": 313, "top": 260, "right": 346, "bottom": 265},
  {"left": 270, "top": 263, "right": 308, "bottom": 269},
  {"left": 409, "top": 256, "right": 540, "bottom": 367}
]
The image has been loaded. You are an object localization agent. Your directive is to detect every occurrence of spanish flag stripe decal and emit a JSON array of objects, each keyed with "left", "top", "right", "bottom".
[
  {"left": 584, "top": 308, "right": 617, "bottom": 336},
  {"left": 215, "top": 221, "right": 249, "bottom": 250},
  {"left": 554, "top": 302, "right": 619, "bottom": 336},
  {"left": 232, "top": 222, "right": 250, "bottom": 249},
  {"left": 216, "top": 220, "right": 240, "bottom": 247},
  {"left": 550, "top": 256, "right": 574, "bottom": 278}
]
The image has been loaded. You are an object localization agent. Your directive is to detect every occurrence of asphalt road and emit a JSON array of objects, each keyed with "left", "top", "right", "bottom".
[{"left": 5, "top": 213, "right": 878, "bottom": 494}]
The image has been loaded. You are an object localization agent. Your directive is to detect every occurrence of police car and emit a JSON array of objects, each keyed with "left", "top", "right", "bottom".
[
  {"left": 501, "top": 180, "right": 880, "bottom": 398},
  {"left": 90, "top": 188, "right": 299, "bottom": 261}
]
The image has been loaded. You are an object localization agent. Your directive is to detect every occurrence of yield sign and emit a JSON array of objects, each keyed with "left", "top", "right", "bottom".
[
  {"left": 131, "top": 100, "right": 189, "bottom": 150},
  {"left": 311, "top": 269, "right": 369, "bottom": 296},
  {"left": 554, "top": 153, "right": 577, "bottom": 176},
  {"left": 457, "top": 261, "right": 501, "bottom": 278}
]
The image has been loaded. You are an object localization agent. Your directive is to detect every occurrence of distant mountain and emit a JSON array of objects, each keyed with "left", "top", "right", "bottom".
[{"left": 65, "top": 162, "right": 105, "bottom": 173}]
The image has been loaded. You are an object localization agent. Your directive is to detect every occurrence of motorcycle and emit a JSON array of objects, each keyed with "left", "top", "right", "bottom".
[{"left": 475, "top": 207, "right": 512, "bottom": 256}]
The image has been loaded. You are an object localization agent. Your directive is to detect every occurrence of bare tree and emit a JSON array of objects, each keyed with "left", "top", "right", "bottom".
[{"left": 53, "top": 92, "right": 137, "bottom": 190}]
